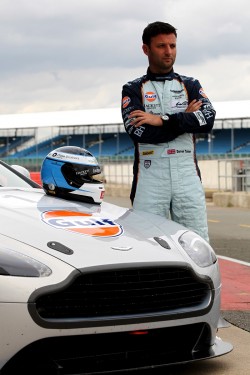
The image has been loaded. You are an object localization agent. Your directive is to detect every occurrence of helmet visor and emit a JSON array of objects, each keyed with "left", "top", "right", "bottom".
[{"left": 61, "top": 163, "right": 101, "bottom": 188}]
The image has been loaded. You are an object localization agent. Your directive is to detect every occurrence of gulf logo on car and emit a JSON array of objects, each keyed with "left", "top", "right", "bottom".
[
  {"left": 42, "top": 210, "right": 123, "bottom": 237},
  {"left": 144, "top": 91, "right": 157, "bottom": 102}
]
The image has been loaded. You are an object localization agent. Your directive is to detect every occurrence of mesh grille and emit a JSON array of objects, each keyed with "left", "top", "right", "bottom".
[{"left": 34, "top": 266, "right": 212, "bottom": 323}]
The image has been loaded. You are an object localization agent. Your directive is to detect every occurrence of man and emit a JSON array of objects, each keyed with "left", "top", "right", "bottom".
[{"left": 121, "top": 21, "right": 216, "bottom": 242}]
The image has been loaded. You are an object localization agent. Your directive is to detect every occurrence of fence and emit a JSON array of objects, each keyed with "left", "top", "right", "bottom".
[{"left": 3, "top": 156, "right": 250, "bottom": 193}]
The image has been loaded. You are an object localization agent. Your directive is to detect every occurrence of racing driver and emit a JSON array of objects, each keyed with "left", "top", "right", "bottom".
[{"left": 121, "top": 21, "right": 216, "bottom": 242}]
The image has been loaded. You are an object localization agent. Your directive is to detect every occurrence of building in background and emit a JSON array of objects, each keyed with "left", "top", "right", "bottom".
[{"left": 1, "top": 100, "right": 250, "bottom": 192}]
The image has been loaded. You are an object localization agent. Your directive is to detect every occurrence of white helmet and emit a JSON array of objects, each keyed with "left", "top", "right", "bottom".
[{"left": 41, "top": 146, "right": 105, "bottom": 204}]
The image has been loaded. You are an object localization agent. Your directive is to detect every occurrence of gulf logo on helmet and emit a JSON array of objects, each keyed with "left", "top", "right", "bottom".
[
  {"left": 144, "top": 91, "right": 157, "bottom": 102},
  {"left": 122, "top": 96, "right": 131, "bottom": 108},
  {"left": 42, "top": 210, "right": 123, "bottom": 237}
]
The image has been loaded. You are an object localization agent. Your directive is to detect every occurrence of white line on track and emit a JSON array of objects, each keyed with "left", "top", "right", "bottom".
[{"left": 217, "top": 255, "right": 250, "bottom": 267}]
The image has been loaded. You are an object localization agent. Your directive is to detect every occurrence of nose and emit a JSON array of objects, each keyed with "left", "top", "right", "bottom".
[{"left": 164, "top": 45, "right": 172, "bottom": 54}]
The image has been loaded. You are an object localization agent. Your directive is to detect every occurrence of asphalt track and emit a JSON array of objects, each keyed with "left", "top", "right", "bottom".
[{"left": 105, "top": 196, "right": 250, "bottom": 375}]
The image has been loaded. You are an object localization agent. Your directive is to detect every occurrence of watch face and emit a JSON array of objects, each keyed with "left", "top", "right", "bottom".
[{"left": 162, "top": 115, "right": 169, "bottom": 121}]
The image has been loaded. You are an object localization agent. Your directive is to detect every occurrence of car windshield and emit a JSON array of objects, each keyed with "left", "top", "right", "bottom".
[{"left": 0, "top": 161, "right": 36, "bottom": 188}]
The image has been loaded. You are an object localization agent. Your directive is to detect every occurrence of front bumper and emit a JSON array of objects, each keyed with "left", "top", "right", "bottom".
[{"left": 1, "top": 321, "right": 232, "bottom": 374}]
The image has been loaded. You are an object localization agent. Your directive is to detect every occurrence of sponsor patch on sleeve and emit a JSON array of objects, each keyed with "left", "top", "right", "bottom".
[
  {"left": 122, "top": 96, "right": 131, "bottom": 108},
  {"left": 194, "top": 110, "right": 207, "bottom": 126},
  {"left": 199, "top": 88, "right": 208, "bottom": 98}
]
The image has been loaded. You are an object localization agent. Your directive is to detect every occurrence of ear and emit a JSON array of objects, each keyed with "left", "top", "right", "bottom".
[{"left": 142, "top": 44, "right": 149, "bottom": 56}]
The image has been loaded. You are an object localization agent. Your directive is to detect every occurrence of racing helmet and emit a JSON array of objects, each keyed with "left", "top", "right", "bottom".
[{"left": 41, "top": 146, "right": 105, "bottom": 204}]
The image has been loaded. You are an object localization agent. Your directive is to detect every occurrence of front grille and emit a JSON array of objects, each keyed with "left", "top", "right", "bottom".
[
  {"left": 32, "top": 266, "right": 212, "bottom": 326},
  {"left": 2, "top": 323, "right": 212, "bottom": 374}
]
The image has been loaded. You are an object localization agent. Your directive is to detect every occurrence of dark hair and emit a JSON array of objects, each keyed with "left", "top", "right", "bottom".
[{"left": 142, "top": 21, "right": 177, "bottom": 45}]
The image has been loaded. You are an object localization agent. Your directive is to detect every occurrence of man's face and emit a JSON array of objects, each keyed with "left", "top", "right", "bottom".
[{"left": 142, "top": 33, "right": 177, "bottom": 74}]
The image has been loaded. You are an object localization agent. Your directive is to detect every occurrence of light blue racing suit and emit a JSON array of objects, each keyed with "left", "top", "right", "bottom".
[{"left": 121, "top": 69, "right": 216, "bottom": 242}]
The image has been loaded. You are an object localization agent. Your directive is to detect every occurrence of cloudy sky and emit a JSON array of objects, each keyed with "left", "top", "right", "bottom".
[{"left": 0, "top": 0, "right": 249, "bottom": 114}]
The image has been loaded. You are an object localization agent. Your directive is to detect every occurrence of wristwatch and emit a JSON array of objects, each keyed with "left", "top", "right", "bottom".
[{"left": 161, "top": 114, "right": 169, "bottom": 122}]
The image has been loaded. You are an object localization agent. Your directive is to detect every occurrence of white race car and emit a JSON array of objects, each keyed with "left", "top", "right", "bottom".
[{"left": 0, "top": 159, "right": 232, "bottom": 374}]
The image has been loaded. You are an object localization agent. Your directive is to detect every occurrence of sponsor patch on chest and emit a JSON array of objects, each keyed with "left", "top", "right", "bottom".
[
  {"left": 142, "top": 150, "right": 154, "bottom": 156},
  {"left": 144, "top": 160, "right": 151, "bottom": 168},
  {"left": 162, "top": 149, "right": 192, "bottom": 156}
]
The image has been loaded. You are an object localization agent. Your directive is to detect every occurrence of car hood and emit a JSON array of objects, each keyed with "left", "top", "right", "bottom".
[{"left": 0, "top": 188, "right": 189, "bottom": 269}]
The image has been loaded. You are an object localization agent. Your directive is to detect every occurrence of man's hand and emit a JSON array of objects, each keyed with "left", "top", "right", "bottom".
[
  {"left": 185, "top": 99, "right": 202, "bottom": 112},
  {"left": 128, "top": 110, "right": 162, "bottom": 128}
]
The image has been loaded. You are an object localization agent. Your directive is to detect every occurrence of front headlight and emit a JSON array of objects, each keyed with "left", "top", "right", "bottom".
[
  {"left": 179, "top": 231, "right": 217, "bottom": 267},
  {"left": 0, "top": 246, "right": 52, "bottom": 277}
]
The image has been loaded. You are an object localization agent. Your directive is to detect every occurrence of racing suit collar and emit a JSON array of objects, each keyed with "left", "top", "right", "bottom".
[{"left": 146, "top": 67, "right": 175, "bottom": 81}]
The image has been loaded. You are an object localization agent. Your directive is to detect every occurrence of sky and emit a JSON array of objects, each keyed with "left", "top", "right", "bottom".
[{"left": 0, "top": 0, "right": 249, "bottom": 115}]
